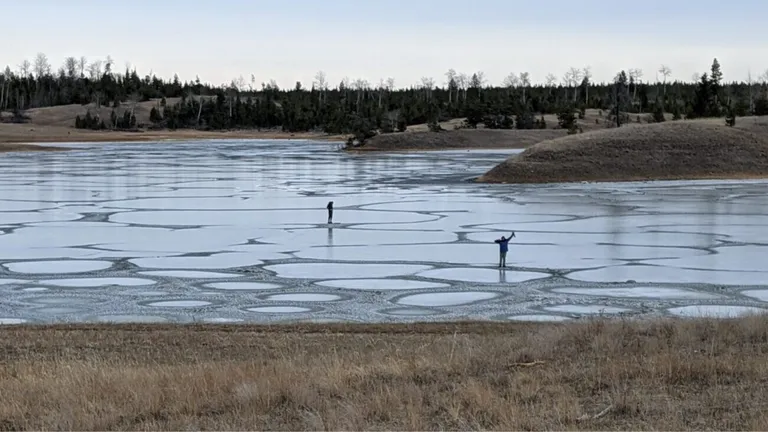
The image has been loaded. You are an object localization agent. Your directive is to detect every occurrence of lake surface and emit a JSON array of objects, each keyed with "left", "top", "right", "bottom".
[{"left": 1, "top": 139, "right": 767, "bottom": 324}]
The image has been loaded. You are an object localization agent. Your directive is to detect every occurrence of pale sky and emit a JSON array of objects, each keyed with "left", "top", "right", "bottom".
[{"left": 5, "top": 0, "right": 767, "bottom": 88}]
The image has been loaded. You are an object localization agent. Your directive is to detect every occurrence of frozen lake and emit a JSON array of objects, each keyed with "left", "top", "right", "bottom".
[{"left": 1, "top": 139, "right": 768, "bottom": 324}]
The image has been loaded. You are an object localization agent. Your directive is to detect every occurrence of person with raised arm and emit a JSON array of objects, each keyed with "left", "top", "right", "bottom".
[{"left": 494, "top": 232, "right": 516, "bottom": 268}]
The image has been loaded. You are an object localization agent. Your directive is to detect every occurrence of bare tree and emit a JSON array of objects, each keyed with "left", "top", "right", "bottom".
[
  {"left": 233, "top": 75, "right": 247, "bottom": 91},
  {"left": 313, "top": 71, "right": 328, "bottom": 104},
  {"left": 628, "top": 68, "right": 643, "bottom": 104},
  {"left": 88, "top": 60, "right": 103, "bottom": 79},
  {"left": 63, "top": 57, "right": 78, "bottom": 78},
  {"left": 545, "top": 73, "right": 557, "bottom": 95},
  {"left": 759, "top": 70, "right": 768, "bottom": 101},
  {"left": 691, "top": 72, "right": 701, "bottom": 83},
  {"left": 474, "top": 71, "right": 486, "bottom": 89},
  {"left": 19, "top": 59, "right": 31, "bottom": 77},
  {"left": 104, "top": 55, "right": 114, "bottom": 76},
  {"left": 445, "top": 69, "right": 457, "bottom": 104},
  {"left": 519, "top": 72, "right": 530, "bottom": 104},
  {"left": 748, "top": 70, "right": 755, "bottom": 114},
  {"left": 502, "top": 72, "right": 519, "bottom": 90},
  {"left": 0, "top": 68, "right": 6, "bottom": 111},
  {"left": 78, "top": 57, "right": 87, "bottom": 78},
  {"left": 567, "top": 67, "right": 582, "bottom": 101},
  {"left": 249, "top": 74, "right": 256, "bottom": 91},
  {"left": 386, "top": 77, "right": 395, "bottom": 92},
  {"left": 33, "top": 53, "right": 51, "bottom": 78},
  {"left": 582, "top": 66, "right": 592, "bottom": 103},
  {"left": 376, "top": 78, "right": 386, "bottom": 109},
  {"left": 658, "top": 65, "right": 672, "bottom": 95},
  {"left": 456, "top": 73, "right": 468, "bottom": 100},
  {"left": 353, "top": 78, "right": 368, "bottom": 108},
  {"left": 420, "top": 76, "right": 435, "bottom": 101}
]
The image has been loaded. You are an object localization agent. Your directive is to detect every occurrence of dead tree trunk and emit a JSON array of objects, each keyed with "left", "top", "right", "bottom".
[{"left": 197, "top": 97, "right": 204, "bottom": 125}]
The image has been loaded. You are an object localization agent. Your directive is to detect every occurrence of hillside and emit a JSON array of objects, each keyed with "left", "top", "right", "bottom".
[
  {"left": 477, "top": 117, "right": 768, "bottom": 184},
  {"left": 356, "top": 129, "right": 567, "bottom": 151},
  {"left": 0, "top": 98, "right": 340, "bottom": 147},
  {"left": 350, "top": 109, "right": 623, "bottom": 151}
]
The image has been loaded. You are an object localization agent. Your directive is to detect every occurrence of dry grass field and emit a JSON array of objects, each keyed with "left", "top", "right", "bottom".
[
  {"left": 0, "top": 106, "right": 630, "bottom": 152},
  {"left": 478, "top": 116, "right": 768, "bottom": 183},
  {"left": 2, "top": 317, "right": 768, "bottom": 430},
  {"left": 355, "top": 129, "right": 568, "bottom": 152},
  {"left": 0, "top": 98, "right": 339, "bottom": 149}
]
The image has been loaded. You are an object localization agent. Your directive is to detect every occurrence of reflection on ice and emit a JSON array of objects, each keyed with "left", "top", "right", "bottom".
[
  {"left": 396, "top": 291, "right": 500, "bottom": 307},
  {"left": 4, "top": 260, "right": 112, "bottom": 274},
  {"left": 264, "top": 263, "right": 432, "bottom": 279},
  {"left": 146, "top": 300, "right": 213, "bottom": 307},
  {"left": 315, "top": 279, "right": 449, "bottom": 291},
  {"left": 552, "top": 286, "right": 717, "bottom": 299},
  {"left": 39, "top": 277, "right": 156, "bottom": 287},
  {"left": 417, "top": 268, "right": 548, "bottom": 284},
  {"left": 542, "top": 305, "right": 631, "bottom": 314},
  {"left": 138, "top": 270, "right": 238, "bottom": 279},
  {"left": 568, "top": 265, "right": 768, "bottom": 286},
  {"left": 205, "top": 282, "right": 281, "bottom": 291},
  {"left": 0, "top": 318, "right": 28, "bottom": 324},
  {"left": 263, "top": 293, "right": 343, "bottom": 302},
  {"left": 380, "top": 307, "right": 443, "bottom": 316},
  {"left": 247, "top": 306, "right": 312, "bottom": 313},
  {"left": 130, "top": 253, "right": 263, "bottom": 269}
]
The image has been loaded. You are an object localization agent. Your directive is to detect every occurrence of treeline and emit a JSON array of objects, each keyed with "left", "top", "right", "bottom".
[{"left": 1, "top": 54, "right": 767, "bottom": 136}]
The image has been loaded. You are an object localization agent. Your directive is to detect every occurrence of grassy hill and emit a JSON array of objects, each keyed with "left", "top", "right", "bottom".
[{"left": 477, "top": 117, "right": 768, "bottom": 184}]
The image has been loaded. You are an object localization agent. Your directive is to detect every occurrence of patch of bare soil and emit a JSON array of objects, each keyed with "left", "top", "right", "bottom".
[{"left": 478, "top": 117, "right": 768, "bottom": 184}]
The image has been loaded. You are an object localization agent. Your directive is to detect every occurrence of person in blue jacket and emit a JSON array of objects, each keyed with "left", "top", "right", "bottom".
[{"left": 494, "top": 232, "right": 515, "bottom": 268}]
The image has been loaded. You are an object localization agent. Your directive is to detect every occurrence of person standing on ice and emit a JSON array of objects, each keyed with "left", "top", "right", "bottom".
[
  {"left": 326, "top": 201, "right": 334, "bottom": 224},
  {"left": 494, "top": 232, "right": 515, "bottom": 268}
]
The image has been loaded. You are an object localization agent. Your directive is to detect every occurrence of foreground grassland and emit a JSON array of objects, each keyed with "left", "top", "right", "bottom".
[{"left": 2, "top": 318, "right": 768, "bottom": 430}]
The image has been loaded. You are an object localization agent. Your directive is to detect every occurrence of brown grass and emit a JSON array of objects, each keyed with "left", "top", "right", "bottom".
[
  {"left": 0, "top": 123, "right": 341, "bottom": 147},
  {"left": 0, "top": 142, "right": 70, "bottom": 153},
  {"left": 2, "top": 317, "right": 768, "bottom": 430},
  {"left": 355, "top": 129, "right": 567, "bottom": 152},
  {"left": 478, "top": 116, "right": 768, "bottom": 184},
  {"left": 0, "top": 99, "right": 343, "bottom": 147}
]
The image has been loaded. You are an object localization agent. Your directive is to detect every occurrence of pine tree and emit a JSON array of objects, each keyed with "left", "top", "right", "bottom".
[
  {"left": 691, "top": 73, "right": 711, "bottom": 118},
  {"left": 149, "top": 106, "right": 162, "bottom": 123},
  {"left": 709, "top": 58, "right": 723, "bottom": 116},
  {"left": 557, "top": 104, "right": 577, "bottom": 131}
]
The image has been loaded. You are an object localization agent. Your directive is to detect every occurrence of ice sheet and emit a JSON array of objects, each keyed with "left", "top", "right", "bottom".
[
  {"left": 315, "top": 279, "right": 449, "bottom": 291},
  {"left": 395, "top": 291, "right": 500, "bottom": 307},
  {"left": 263, "top": 263, "right": 432, "bottom": 279},
  {"left": 3, "top": 260, "right": 112, "bottom": 274}
]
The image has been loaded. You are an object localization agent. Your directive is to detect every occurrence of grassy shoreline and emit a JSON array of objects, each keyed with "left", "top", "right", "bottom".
[
  {"left": 2, "top": 317, "right": 768, "bottom": 430},
  {"left": 478, "top": 118, "right": 768, "bottom": 184}
]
